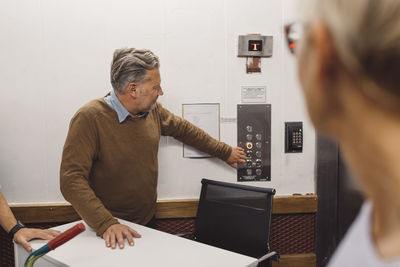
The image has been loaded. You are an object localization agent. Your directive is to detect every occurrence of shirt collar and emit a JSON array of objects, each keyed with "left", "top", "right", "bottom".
[{"left": 104, "top": 91, "right": 149, "bottom": 123}]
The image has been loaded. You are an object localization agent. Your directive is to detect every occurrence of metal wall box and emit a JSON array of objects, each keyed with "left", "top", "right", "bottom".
[
  {"left": 237, "top": 104, "right": 271, "bottom": 182},
  {"left": 238, "top": 35, "right": 273, "bottom": 57}
]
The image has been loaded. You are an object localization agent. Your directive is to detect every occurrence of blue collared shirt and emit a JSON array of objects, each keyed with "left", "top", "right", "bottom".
[{"left": 104, "top": 90, "right": 148, "bottom": 123}]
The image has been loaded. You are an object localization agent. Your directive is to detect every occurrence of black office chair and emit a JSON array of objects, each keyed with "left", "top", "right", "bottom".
[{"left": 194, "top": 179, "right": 279, "bottom": 267}]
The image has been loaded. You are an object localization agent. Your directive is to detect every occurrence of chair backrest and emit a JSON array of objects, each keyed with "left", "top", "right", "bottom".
[{"left": 195, "top": 179, "right": 275, "bottom": 259}]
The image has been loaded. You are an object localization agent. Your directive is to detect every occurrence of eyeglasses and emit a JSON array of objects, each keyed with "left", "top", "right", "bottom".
[{"left": 285, "top": 22, "right": 303, "bottom": 54}]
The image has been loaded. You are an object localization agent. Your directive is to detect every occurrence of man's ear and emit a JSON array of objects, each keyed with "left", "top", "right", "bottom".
[
  {"left": 311, "top": 20, "right": 339, "bottom": 83},
  {"left": 127, "top": 82, "right": 138, "bottom": 98}
]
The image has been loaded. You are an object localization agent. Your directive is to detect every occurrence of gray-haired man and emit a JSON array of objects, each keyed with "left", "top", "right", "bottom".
[{"left": 60, "top": 48, "right": 246, "bottom": 249}]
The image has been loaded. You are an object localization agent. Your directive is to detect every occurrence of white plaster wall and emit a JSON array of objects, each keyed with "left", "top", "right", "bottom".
[{"left": 0, "top": 0, "right": 314, "bottom": 204}]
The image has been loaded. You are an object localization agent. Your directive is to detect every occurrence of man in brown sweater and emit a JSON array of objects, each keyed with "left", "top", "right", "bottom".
[{"left": 60, "top": 48, "right": 246, "bottom": 250}]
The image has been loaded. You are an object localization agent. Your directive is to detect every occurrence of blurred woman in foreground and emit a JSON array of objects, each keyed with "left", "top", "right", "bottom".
[{"left": 291, "top": 0, "right": 400, "bottom": 265}]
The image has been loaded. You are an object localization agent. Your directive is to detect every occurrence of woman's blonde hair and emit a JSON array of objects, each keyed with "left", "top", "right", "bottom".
[{"left": 306, "top": 0, "right": 400, "bottom": 108}]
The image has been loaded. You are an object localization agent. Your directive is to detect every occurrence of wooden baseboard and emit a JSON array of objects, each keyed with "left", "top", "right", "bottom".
[
  {"left": 273, "top": 253, "right": 316, "bottom": 267},
  {"left": 10, "top": 203, "right": 80, "bottom": 223},
  {"left": 10, "top": 195, "right": 317, "bottom": 223}
]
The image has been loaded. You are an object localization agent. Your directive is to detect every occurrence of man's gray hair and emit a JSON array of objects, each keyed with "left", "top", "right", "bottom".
[{"left": 110, "top": 48, "right": 160, "bottom": 94}]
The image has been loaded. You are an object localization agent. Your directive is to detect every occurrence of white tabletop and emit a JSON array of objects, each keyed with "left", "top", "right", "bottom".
[{"left": 14, "top": 219, "right": 257, "bottom": 267}]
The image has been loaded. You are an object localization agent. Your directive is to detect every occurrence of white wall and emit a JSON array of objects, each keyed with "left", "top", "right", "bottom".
[{"left": 0, "top": 0, "right": 314, "bottom": 204}]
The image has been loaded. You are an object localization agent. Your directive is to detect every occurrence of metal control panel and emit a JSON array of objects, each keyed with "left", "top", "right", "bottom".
[{"left": 237, "top": 104, "right": 271, "bottom": 182}]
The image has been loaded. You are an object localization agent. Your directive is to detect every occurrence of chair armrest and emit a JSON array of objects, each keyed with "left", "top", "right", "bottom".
[
  {"left": 175, "top": 232, "right": 194, "bottom": 238},
  {"left": 261, "top": 251, "right": 279, "bottom": 263},
  {"left": 245, "top": 251, "right": 279, "bottom": 267}
]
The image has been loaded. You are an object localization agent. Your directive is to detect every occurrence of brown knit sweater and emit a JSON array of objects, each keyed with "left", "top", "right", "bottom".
[{"left": 60, "top": 99, "right": 231, "bottom": 236}]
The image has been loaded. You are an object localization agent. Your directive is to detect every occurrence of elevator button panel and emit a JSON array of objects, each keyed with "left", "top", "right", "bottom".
[{"left": 237, "top": 104, "right": 271, "bottom": 182}]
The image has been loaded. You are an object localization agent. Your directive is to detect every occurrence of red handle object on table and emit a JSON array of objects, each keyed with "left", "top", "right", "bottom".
[
  {"left": 25, "top": 222, "right": 86, "bottom": 267},
  {"left": 48, "top": 222, "right": 86, "bottom": 250}
]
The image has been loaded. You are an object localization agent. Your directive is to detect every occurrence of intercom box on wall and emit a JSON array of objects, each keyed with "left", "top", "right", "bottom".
[
  {"left": 285, "top": 122, "right": 303, "bottom": 153},
  {"left": 237, "top": 104, "right": 271, "bottom": 182}
]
